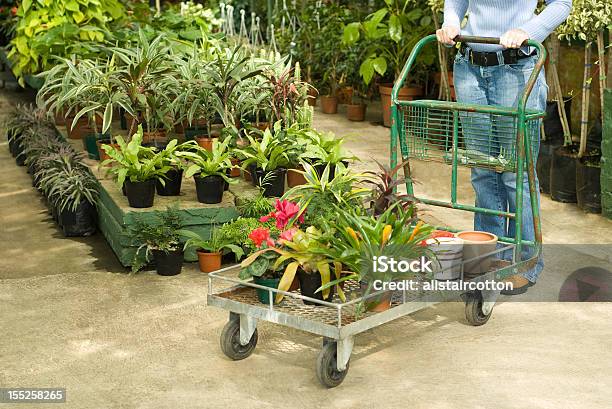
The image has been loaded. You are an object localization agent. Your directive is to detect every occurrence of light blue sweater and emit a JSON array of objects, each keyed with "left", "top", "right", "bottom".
[{"left": 443, "top": 0, "right": 573, "bottom": 51}]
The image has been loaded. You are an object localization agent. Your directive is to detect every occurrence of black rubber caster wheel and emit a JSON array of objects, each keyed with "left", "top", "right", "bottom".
[
  {"left": 316, "top": 341, "right": 349, "bottom": 388},
  {"left": 465, "top": 291, "right": 492, "bottom": 326},
  {"left": 220, "top": 319, "right": 258, "bottom": 360}
]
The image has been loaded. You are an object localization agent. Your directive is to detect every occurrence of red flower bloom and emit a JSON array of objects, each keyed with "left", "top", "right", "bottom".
[
  {"left": 248, "top": 228, "right": 275, "bottom": 248},
  {"left": 272, "top": 199, "right": 304, "bottom": 230},
  {"left": 279, "top": 228, "right": 298, "bottom": 242},
  {"left": 10, "top": 6, "right": 17, "bottom": 16}
]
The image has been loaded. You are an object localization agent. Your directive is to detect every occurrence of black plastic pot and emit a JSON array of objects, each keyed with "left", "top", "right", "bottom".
[
  {"left": 152, "top": 249, "right": 183, "bottom": 276},
  {"left": 248, "top": 163, "right": 258, "bottom": 186},
  {"left": 255, "top": 168, "right": 287, "bottom": 198},
  {"left": 156, "top": 168, "right": 183, "bottom": 196},
  {"left": 125, "top": 179, "right": 156, "bottom": 208},
  {"left": 224, "top": 169, "right": 230, "bottom": 191},
  {"left": 543, "top": 98, "right": 572, "bottom": 145},
  {"left": 314, "top": 161, "right": 349, "bottom": 180},
  {"left": 194, "top": 175, "right": 224, "bottom": 204},
  {"left": 297, "top": 269, "right": 334, "bottom": 306},
  {"left": 576, "top": 156, "right": 602, "bottom": 214},
  {"left": 60, "top": 201, "right": 97, "bottom": 237},
  {"left": 550, "top": 145, "right": 578, "bottom": 203},
  {"left": 537, "top": 140, "right": 558, "bottom": 194}
]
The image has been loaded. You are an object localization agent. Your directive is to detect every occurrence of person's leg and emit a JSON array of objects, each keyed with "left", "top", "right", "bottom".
[
  {"left": 489, "top": 56, "right": 548, "bottom": 283},
  {"left": 453, "top": 54, "right": 507, "bottom": 239}
]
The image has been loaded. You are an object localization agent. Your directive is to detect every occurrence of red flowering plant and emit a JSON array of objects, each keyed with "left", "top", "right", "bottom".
[
  {"left": 240, "top": 199, "right": 346, "bottom": 304},
  {"left": 239, "top": 200, "right": 306, "bottom": 283}
]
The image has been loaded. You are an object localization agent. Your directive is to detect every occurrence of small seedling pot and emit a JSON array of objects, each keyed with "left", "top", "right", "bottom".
[
  {"left": 197, "top": 250, "right": 222, "bottom": 273},
  {"left": 194, "top": 175, "right": 224, "bottom": 204},
  {"left": 455, "top": 231, "right": 498, "bottom": 279},
  {"left": 125, "top": 179, "right": 156, "bottom": 208},
  {"left": 425, "top": 237, "right": 464, "bottom": 280},
  {"left": 152, "top": 249, "right": 183, "bottom": 276}
]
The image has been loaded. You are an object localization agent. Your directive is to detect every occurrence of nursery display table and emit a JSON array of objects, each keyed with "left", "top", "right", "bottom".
[{"left": 61, "top": 133, "right": 260, "bottom": 267}]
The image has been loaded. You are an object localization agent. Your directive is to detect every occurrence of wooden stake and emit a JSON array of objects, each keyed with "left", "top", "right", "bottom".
[
  {"left": 578, "top": 43, "right": 592, "bottom": 158},
  {"left": 549, "top": 35, "right": 572, "bottom": 145},
  {"left": 432, "top": 11, "right": 451, "bottom": 101},
  {"left": 596, "top": 30, "right": 606, "bottom": 116}
]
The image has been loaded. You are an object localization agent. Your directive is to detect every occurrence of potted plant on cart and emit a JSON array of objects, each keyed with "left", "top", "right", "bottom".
[
  {"left": 343, "top": 1, "right": 435, "bottom": 126},
  {"left": 179, "top": 139, "right": 236, "bottom": 204},
  {"left": 101, "top": 125, "right": 171, "bottom": 208},
  {"left": 129, "top": 207, "right": 185, "bottom": 276},
  {"left": 180, "top": 228, "right": 244, "bottom": 273},
  {"left": 321, "top": 203, "right": 434, "bottom": 313}
]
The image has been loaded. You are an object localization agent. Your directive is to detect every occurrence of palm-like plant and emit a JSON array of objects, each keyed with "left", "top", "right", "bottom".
[
  {"left": 109, "top": 31, "right": 174, "bottom": 135},
  {"left": 180, "top": 228, "right": 244, "bottom": 258},
  {"left": 204, "top": 46, "right": 269, "bottom": 127}
]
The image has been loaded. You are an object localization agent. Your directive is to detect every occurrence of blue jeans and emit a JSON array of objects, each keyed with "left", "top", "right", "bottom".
[{"left": 453, "top": 52, "right": 547, "bottom": 282}]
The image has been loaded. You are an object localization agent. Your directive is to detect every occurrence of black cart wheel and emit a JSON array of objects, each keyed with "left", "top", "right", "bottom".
[
  {"left": 465, "top": 291, "right": 492, "bottom": 326},
  {"left": 316, "top": 341, "right": 349, "bottom": 388},
  {"left": 220, "top": 319, "right": 258, "bottom": 360}
]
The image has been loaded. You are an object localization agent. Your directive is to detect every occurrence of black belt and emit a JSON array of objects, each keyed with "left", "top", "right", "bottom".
[{"left": 460, "top": 45, "right": 536, "bottom": 67}]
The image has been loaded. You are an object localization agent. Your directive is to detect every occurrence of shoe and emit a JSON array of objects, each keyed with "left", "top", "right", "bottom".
[{"left": 500, "top": 274, "right": 535, "bottom": 296}]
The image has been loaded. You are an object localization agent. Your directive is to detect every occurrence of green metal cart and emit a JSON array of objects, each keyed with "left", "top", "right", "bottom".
[
  {"left": 391, "top": 34, "right": 546, "bottom": 280},
  {"left": 206, "top": 35, "right": 548, "bottom": 389}
]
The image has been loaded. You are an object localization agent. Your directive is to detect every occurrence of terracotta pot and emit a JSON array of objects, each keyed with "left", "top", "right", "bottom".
[
  {"left": 230, "top": 158, "right": 241, "bottom": 178},
  {"left": 367, "top": 291, "right": 393, "bottom": 312},
  {"left": 197, "top": 250, "right": 222, "bottom": 273},
  {"left": 97, "top": 141, "right": 120, "bottom": 163},
  {"left": 67, "top": 115, "right": 103, "bottom": 140},
  {"left": 455, "top": 231, "right": 499, "bottom": 279},
  {"left": 54, "top": 110, "right": 67, "bottom": 126},
  {"left": 307, "top": 87, "right": 319, "bottom": 107},
  {"left": 346, "top": 103, "right": 367, "bottom": 122},
  {"left": 335, "top": 86, "right": 354, "bottom": 105},
  {"left": 142, "top": 130, "right": 168, "bottom": 144},
  {"left": 320, "top": 95, "right": 338, "bottom": 114},
  {"left": 195, "top": 136, "right": 217, "bottom": 151},
  {"left": 287, "top": 167, "right": 307, "bottom": 187},
  {"left": 379, "top": 84, "right": 423, "bottom": 127}
]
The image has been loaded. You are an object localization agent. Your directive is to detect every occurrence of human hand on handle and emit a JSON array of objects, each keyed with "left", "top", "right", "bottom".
[
  {"left": 436, "top": 26, "right": 460, "bottom": 46},
  {"left": 500, "top": 28, "right": 530, "bottom": 49}
]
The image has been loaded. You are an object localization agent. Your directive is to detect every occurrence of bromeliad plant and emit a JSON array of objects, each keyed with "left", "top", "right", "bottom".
[
  {"left": 364, "top": 159, "right": 415, "bottom": 215},
  {"left": 320, "top": 203, "right": 434, "bottom": 312}
]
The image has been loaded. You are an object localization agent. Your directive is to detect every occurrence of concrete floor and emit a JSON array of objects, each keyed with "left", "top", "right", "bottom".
[{"left": 1, "top": 88, "right": 612, "bottom": 409}]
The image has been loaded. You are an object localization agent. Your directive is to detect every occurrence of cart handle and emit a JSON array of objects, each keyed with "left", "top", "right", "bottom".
[{"left": 391, "top": 34, "right": 547, "bottom": 113}]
